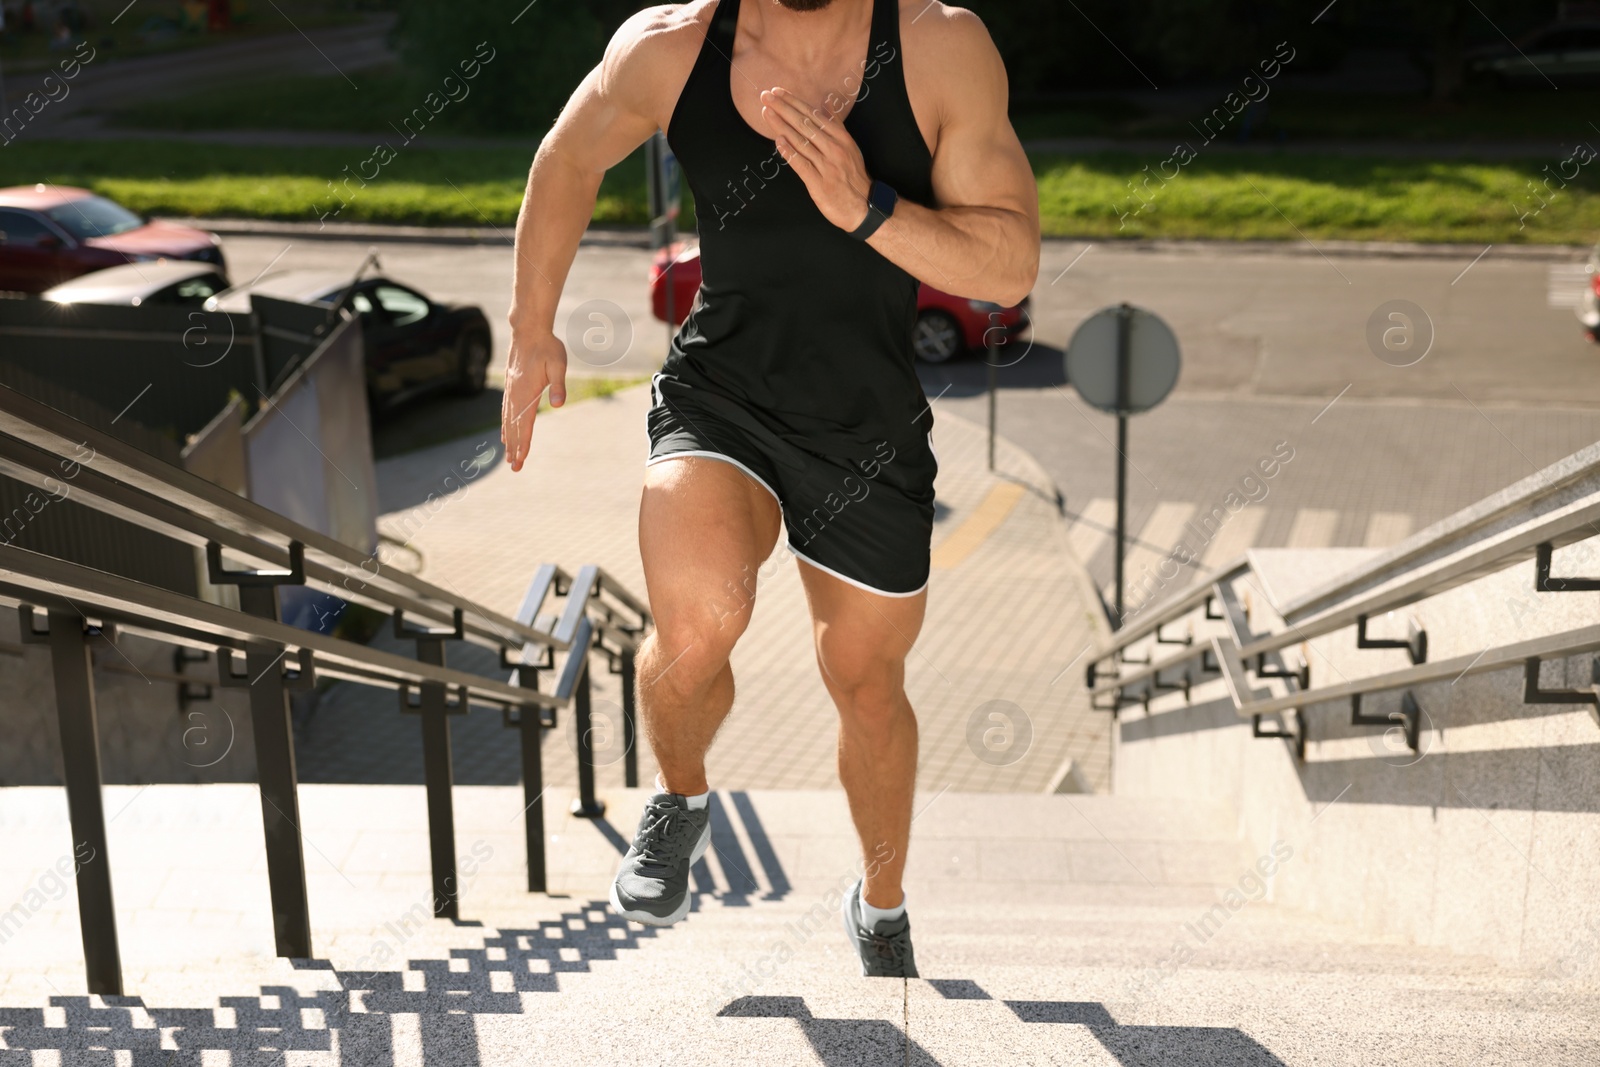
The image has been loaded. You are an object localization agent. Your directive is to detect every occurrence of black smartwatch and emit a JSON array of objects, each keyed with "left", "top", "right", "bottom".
[{"left": 848, "top": 180, "right": 898, "bottom": 241}]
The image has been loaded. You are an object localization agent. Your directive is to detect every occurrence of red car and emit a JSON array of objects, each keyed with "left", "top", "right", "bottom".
[
  {"left": 0, "top": 185, "right": 225, "bottom": 294},
  {"left": 649, "top": 243, "right": 1030, "bottom": 363}
]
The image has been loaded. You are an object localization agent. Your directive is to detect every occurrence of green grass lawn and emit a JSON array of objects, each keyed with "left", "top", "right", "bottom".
[
  {"left": 1034, "top": 152, "right": 1596, "bottom": 244},
  {"left": 0, "top": 139, "right": 661, "bottom": 227},
  {"left": 0, "top": 138, "right": 1591, "bottom": 244}
]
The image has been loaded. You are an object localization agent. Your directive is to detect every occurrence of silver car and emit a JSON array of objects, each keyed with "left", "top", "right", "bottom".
[{"left": 41, "top": 260, "right": 229, "bottom": 307}]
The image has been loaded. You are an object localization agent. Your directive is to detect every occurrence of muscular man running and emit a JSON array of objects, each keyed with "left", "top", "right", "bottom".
[{"left": 501, "top": 0, "right": 1039, "bottom": 978}]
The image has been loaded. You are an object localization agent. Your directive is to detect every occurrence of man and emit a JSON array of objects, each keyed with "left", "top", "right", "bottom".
[{"left": 500, "top": 0, "right": 1039, "bottom": 978}]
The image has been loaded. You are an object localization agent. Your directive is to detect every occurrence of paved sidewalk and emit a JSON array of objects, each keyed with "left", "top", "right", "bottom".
[{"left": 297, "top": 384, "right": 1110, "bottom": 796}]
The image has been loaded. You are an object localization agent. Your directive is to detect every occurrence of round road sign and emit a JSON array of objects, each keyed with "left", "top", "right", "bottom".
[{"left": 1065, "top": 305, "right": 1181, "bottom": 415}]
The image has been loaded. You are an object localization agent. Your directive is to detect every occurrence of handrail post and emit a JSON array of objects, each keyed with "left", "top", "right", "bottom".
[
  {"left": 1113, "top": 303, "right": 1131, "bottom": 630},
  {"left": 620, "top": 647, "right": 639, "bottom": 789},
  {"left": 396, "top": 608, "right": 465, "bottom": 920},
  {"left": 206, "top": 542, "right": 312, "bottom": 959},
  {"left": 414, "top": 637, "right": 459, "bottom": 919},
  {"left": 34, "top": 609, "right": 123, "bottom": 994},
  {"left": 571, "top": 655, "right": 605, "bottom": 817},
  {"left": 514, "top": 669, "right": 547, "bottom": 893}
]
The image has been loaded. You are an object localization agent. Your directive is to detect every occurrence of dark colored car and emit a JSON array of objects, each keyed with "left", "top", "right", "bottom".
[
  {"left": 41, "top": 261, "right": 230, "bottom": 307},
  {"left": 0, "top": 185, "right": 225, "bottom": 293},
  {"left": 648, "top": 243, "right": 1030, "bottom": 363},
  {"left": 207, "top": 270, "right": 492, "bottom": 407},
  {"left": 1468, "top": 22, "right": 1600, "bottom": 87}
]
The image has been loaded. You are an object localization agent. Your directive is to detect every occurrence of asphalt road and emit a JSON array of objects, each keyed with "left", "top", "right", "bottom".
[
  {"left": 221, "top": 233, "right": 1593, "bottom": 398},
  {"left": 221, "top": 232, "right": 1600, "bottom": 592}
]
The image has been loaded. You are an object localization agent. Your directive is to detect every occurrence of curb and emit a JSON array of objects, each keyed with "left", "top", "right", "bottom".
[
  {"left": 166, "top": 218, "right": 656, "bottom": 249},
  {"left": 1047, "top": 237, "right": 1587, "bottom": 262},
  {"left": 168, "top": 217, "right": 1584, "bottom": 260}
]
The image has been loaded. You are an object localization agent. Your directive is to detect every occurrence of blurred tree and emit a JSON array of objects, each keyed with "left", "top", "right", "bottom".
[
  {"left": 970, "top": 0, "right": 1159, "bottom": 93},
  {"left": 1342, "top": 0, "right": 1557, "bottom": 102},
  {"left": 392, "top": 0, "right": 627, "bottom": 134},
  {"left": 1137, "top": 0, "right": 1344, "bottom": 80}
]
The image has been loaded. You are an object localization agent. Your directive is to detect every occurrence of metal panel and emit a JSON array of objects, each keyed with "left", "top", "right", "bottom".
[
  {"left": 252, "top": 295, "right": 335, "bottom": 395},
  {"left": 0, "top": 300, "right": 256, "bottom": 440},
  {"left": 180, "top": 395, "right": 248, "bottom": 497},
  {"left": 242, "top": 317, "right": 376, "bottom": 557}
]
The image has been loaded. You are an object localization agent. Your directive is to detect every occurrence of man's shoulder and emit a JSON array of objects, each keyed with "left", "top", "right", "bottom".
[
  {"left": 896, "top": 1, "right": 995, "bottom": 61},
  {"left": 607, "top": 2, "right": 715, "bottom": 66},
  {"left": 896, "top": 0, "right": 1006, "bottom": 133},
  {"left": 600, "top": 2, "right": 715, "bottom": 110}
]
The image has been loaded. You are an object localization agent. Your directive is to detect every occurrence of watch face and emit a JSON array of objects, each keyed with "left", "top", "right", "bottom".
[{"left": 871, "top": 181, "right": 897, "bottom": 217}]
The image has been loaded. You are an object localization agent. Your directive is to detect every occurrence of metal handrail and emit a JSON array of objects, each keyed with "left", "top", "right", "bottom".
[
  {"left": 1092, "top": 512, "right": 1600, "bottom": 703},
  {"left": 0, "top": 381, "right": 564, "bottom": 654},
  {"left": 0, "top": 540, "right": 568, "bottom": 710},
  {"left": 1096, "top": 439, "right": 1600, "bottom": 675},
  {"left": 1092, "top": 477, "right": 1600, "bottom": 692},
  {"left": 1281, "top": 438, "right": 1600, "bottom": 622},
  {"left": 1209, "top": 631, "right": 1600, "bottom": 721},
  {"left": 1095, "top": 556, "right": 1249, "bottom": 660}
]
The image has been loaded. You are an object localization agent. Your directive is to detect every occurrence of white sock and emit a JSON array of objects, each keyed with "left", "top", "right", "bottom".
[
  {"left": 858, "top": 884, "right": 905, "bottom": 927},
  {"left": 656, "top": 773, "right": 709, "bottom": 811}
]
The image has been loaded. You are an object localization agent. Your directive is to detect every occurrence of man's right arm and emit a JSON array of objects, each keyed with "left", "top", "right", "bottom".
[{"left": 501, "top": 6, "right": 702, "bottom": 472}]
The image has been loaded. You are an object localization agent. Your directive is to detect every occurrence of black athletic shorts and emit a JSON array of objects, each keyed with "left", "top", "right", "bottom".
[{"left": 645, "top": 373, "right": 938, "bottom": 597}]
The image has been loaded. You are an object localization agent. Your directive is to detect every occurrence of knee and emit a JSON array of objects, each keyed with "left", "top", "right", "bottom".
[
  {"left": 639, "top": 607, "right": 742, "bottom": 697},
  {"left": 816, "top": 636, "right": 906, "bottom": 723}
]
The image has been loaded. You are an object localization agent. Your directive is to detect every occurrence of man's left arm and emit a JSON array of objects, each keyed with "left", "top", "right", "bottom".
[{"left": 762, "top": 7, "right": 1040, "bottom": 305}]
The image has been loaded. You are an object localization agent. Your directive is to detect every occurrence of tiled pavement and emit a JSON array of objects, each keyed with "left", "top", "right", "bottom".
[{"left": 296, "top": 384, "right": 1110, "bottom": 797}]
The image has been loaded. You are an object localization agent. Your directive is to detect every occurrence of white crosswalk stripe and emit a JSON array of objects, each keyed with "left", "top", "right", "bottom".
[
  {"left": 1066, "top": 497, "right": 1116, "bottom": 563},
  {"left": 1548, "top": 263, "right": 1589, "bottom": 310},
  {"left": 1110, "top": 502, "right": 1196, "bottom": 604},
  {"left": 1364, "top": 511, "right": 1413, "bottom": 547},
  {"left": 1200, "top": 505, "right": 1266, "bottom": 569},
  {"left": 1286, "top": 508, "right": 1339, "bottom": 548},
  {"left": 1062, "top": 500, "right": 1421, "bottom": 576}
]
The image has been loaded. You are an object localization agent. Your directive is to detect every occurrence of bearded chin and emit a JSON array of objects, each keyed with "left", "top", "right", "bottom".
[{"left": 773, "top": 0, "right": 838, "bottom": 10}]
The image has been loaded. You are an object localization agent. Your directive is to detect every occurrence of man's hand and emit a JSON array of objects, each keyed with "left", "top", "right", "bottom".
[
  {"left": 500, "top": 332, "right": 568, "bottom": 472},
  {"left": 761, "top": 87, "right": 873, "bottom": 232}
]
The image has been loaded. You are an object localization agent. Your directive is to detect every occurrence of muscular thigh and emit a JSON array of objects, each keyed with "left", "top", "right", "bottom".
[
  {"left": 640, "top": 457, "right": 784, "bottom": 647},
  {"left": 797, "top": 560, "right": 927, "bottom": 688}
]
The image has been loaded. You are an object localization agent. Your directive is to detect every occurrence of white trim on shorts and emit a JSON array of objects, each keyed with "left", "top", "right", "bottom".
[
  {"left": 786, "top": 542, "right": 929, "bottom": 599},
  {"left": 646, "top": 449, "right": 783, "bottom": 507}
]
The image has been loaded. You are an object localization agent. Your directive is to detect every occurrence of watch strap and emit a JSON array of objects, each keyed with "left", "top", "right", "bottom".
[{"left": 848, "top": 180, "right": 898, "bottom": 241}]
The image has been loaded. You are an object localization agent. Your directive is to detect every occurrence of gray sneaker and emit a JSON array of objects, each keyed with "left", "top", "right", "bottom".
[
  {"left": 841, "top": 878, "right": 919, "bottom": 977},
  {"left": 609, "top": 792, "right": 711, "bottom": 926}
]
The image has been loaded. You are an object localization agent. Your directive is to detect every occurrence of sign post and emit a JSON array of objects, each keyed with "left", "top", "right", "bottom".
[
  {"left": 1065, "top": 303, "right": 1181, "bottom": 629},
  {"left": 987, "top": 331, "right": 999, "bottom": 471},
  {"left": 645, "top": 132, "right": 682, "bottom": 340}
]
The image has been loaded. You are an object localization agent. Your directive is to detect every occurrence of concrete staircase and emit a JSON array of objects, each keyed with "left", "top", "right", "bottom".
[{"left": 4, "top": 784, "right": 1593, "bottom": 1065}]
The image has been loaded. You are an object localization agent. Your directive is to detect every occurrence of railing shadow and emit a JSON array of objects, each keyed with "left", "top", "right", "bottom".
[
  {"left": 3, "top": 898, "right": 656, "bottom": 1067},
  {"left": 929, "top": 983, "right": 1289, "bottom": 1067}
]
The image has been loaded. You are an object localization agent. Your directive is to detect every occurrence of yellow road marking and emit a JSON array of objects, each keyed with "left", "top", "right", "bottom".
[{"left": 930, "top": 482, "right": 1026, "bottom": 570}]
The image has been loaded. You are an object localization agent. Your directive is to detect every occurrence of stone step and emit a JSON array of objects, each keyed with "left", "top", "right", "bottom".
[{"left": 4, "top": 784, "right": 1589, "bottom": 1065}]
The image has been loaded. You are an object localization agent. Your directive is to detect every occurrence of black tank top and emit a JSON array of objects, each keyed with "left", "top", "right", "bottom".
[{"left": 662, "top": 0, "right": 937, "bottom": 461}]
